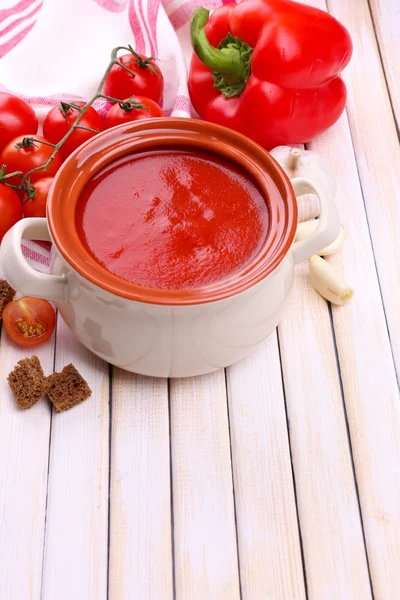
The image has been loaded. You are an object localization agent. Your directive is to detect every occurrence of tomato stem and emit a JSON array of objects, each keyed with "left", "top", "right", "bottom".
[
  {"left": 75, "top": 125, "right": 101, "bottom": 134},
  {"left": 59, "top": 101, "right": 84, "bottom": 116},
  {"left": 120, "top": 95, "right": 150, "bottom": 112},
  {"left": 0, "top": 163, "right": 24, "bottom": 183},
  {"left": 25, "top": 180, "right": 36, "bottom": 201},
  {"left": 101, "top": 93, "right": 150, "bottom": 112},
  {"left": 100, "top": 93, "right": 125, "bottom": 103},
  {"left": 15, "top": 137, "right": 38, "bottom": 149},
  {"left": 18, "top": 138, "right": 56, "bottom": 149},
  {"left": 126, "top": 45, "right": 158, "bottom": 72}
]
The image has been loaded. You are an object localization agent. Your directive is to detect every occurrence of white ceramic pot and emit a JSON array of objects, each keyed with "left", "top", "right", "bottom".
[{"left": 0, "top": 119, "right": 339, "bottom": 377}]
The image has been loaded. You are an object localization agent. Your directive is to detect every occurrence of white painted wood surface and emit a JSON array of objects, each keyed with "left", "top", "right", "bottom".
[
  {"left": 41, "top": 318, "right": 110, "bottom": 600},
  {"left": 169, "top": 372, "right": 241, "bottom": 600},
  {"left": 368, "top": 0, "right": 400, "bottom": 130},
  {"left": 226, "top": 332, "right": 306, "bottom": 600},
  {"left": 278, "top": 267, "right": 372, "bottom": 599},
  {"left": 303, "top": 2, "right": 400, "bottom": 597},
  {"left": 326, "top": 0, "right": 400, "bottom": 377},
  {"left": 0, "top": 1, "right": 400, "bottom": 598},
  {"left": 108, "top": 370, "right": 172, "bottom": 600},
  {"left": 0, "top": 329, "right": 53, "bottom": 600},
  {"left": 309, "top": 116, "right": 400, "bottom": 600}
]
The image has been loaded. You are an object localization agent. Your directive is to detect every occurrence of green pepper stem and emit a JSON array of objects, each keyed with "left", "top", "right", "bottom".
[{"left": 190, "top": 8, "right": 245, "bottom": 79}]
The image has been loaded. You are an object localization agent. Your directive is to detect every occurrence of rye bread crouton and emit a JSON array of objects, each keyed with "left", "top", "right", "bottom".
[
  {"left": 0, "top": 280, "right": 15, "bottom": 318},
  {"left": 7, "top": 355, "right": 47, "bottom": 409},
  {"left": 46, "top": 364, "right": 92, "bottom": 412}
]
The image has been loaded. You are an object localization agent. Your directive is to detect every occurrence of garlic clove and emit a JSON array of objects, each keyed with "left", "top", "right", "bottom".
[
  {"left": 295, "top": 219, "right": 319, "bottom": 241},
  {"left": 318, "top": 225, "right": 346, "bottom": 256},
  {"left": 308, "top": 255, "right": 354, "bottom": 305},
  {"left": 296, "top": 220, "right": 346, "bottom": 256}
]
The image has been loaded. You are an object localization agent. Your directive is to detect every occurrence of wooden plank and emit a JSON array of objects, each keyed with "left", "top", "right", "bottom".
[
  {"left": 299, "top": 0, "right": 400, "bottom": 595},
  {"left": 41, "top": 317, "right": 109, "bottom": 600},
  {"left": 324, "top": 0, "right": 400, "bottom": 376},
  {"left": 278, "top": 223, "right": 371, "bottom": 600},
  {"left": 108, "top": 370, "right": 172, "bottom": 600},
  {"left": 308, "top": 111, "right": 400, "bottom": 599},
  {"left": 278, "top": 275, "right": 372, "bottom": 599},
  {"left": 278, "top": 264, "right": 372, "bottom": 597},
  {"left": 0, "top": 331, "right": 54, "bottom": 600},
  {"left": 226, "top": 331, "right": 306, "bottom": 600},
  {"left": 368, "top": 0, "right": 400, "bottom": 130},
  {"left": 264, "top": 89, "right": 371, "bottom": 591},
  {"left": 169, "top": 371, "right": 241, "bottom": 600}
]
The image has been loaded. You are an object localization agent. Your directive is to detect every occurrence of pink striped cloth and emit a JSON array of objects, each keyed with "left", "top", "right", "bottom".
[{"left": 0, "top": 0, "right": 228, "bottom": 277}]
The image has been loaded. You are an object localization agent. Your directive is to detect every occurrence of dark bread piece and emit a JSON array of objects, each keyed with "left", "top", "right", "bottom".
[
  {"left": 7, "top": 355, "right": 47, "bottom": 409},
  {"left": 46, "top": 364, "right": 92, "bottom": 412},
  {"left": 0, "top": 280, "right": 15, "bottom": 317}
]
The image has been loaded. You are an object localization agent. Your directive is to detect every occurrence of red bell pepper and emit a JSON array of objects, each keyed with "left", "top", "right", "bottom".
[{"left": 189, "top": 0, "right": 352, "bottom": 149}]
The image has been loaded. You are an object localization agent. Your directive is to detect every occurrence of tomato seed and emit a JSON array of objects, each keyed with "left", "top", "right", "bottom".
[
  {"left": 15, "top": 317, "right": 45, "bottom": 337},
  {"left": 16, "top": 318, "right": 28, "bottom": 334}
]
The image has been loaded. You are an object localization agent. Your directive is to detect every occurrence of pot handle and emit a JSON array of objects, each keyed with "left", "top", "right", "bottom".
[
  {"left": 0, "top": 218, "right": 67, "bottom": 302},
  {"left": 291, "top": 177, "right": 340, "bottom": 265}
]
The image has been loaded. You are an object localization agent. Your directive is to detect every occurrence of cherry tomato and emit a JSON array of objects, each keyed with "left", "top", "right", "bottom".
[
  {"left": 0, "top": 93, "right": 38, "bottom": 153},
  {"left": 0, "top": 183, "right": 22, "bottom": 241},
  {"left": 3, "top": 297, "right": 56, "bottom": 347},
  {"left": 104, "top": 96, "right": 163, "bottom": 129},
  {"left": 43, "top": 102, "right": 103, "bottom": 159},
  {"left": 103, "top": 52, "right": 164, "bottom": 103},
  {"left": 0, "top": 135, "right": 62, "bottom": 187},
  {"left": 22, "top": 177, "right": 53, "bottom": 218}
]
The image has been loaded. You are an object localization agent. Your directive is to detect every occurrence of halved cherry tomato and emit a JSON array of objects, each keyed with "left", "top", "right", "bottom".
[
  {"left": 104, "top": 96, "right": 163, "bottom": 129},
  {"left": 0, "top": 93, "right": 38, "bottom": 153},
  {"left": 103, "top": 51, "right": 164, "bottom": 103},
  {"left": 0, "top": 183, "right": 22, "bottom": 241},
  {"left": 3, "top": 297, "right": 56, "bottom": 347},
  {"left": 43, "top": 102, "right": 103, "bottom": 159},
  {"left": 22, "top": 177, "right": 53, "bottom": 218},
  {"left": 0, "top": 135, "right": 62, "bottom": 187}
]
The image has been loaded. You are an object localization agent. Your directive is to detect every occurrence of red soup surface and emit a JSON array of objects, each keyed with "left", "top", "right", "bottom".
[{"left": 76, "top": 150, "right": 269, "bottom": 290}]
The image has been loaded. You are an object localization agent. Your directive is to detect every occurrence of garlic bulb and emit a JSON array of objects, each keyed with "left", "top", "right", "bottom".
[
  {"left": 270, "top": 146, "right": 337, "bottom": 200},
  {"left": 270, "top": 146, "right": 337, "bottom": 222},
  {"left": 308, "top": 255, "right": 354, "bottom": 305},
  {"left": 296, "top": 220, "right": 346, "bottom": 256}
]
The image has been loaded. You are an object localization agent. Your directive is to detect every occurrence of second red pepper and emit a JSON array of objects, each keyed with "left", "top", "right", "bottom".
[{"left": 189, "top": 0, "right": 352, "bottom": 150}]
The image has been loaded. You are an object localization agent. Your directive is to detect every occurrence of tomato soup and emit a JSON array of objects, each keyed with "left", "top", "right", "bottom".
[{"left": 76, "top": 150, "right": 269, "bottom": 290}]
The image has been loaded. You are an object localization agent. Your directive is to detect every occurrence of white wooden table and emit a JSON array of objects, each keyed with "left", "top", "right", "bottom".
[{"left": 1, "top": 0, "right": 400, "bottom": 598}]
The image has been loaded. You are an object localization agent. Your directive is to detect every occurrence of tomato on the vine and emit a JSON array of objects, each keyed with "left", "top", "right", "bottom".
[
  {"left": 0, "top": 93, "right": 38, "bottom": 153},
  {"left": 104, "top": 96, "right": 163, "bottom": 129},
  {"left": 22, "top": 177, "right": 53, "bottom": 218},
  {"left": 0, "top": 135, "right": 62, "bottom": 187},
  {"left": 43, "top": 102, "right": 103, "bottom": 159},
  {"left": 0, "top": 183, "right": 22, "bottom": 241},
  {"left": 3, "top": 297, "right": 56, "bottom": 347},
  {"left": 104, "top": 50, "right": 164, "bottom": 103}
]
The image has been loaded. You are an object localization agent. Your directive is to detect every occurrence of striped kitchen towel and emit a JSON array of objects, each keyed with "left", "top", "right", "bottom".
[{"left": 0, "top": 0, "right": 229, "bottom": 273}]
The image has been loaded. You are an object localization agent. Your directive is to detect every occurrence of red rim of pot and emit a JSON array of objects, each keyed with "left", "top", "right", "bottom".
[{"left": 47, "top": 118, "right": 297, "bottom": 306}]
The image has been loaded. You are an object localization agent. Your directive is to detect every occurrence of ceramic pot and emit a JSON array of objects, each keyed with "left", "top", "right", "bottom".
[{"left": 0, "top": 118, "right": 340, "bottom": 377}]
